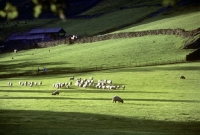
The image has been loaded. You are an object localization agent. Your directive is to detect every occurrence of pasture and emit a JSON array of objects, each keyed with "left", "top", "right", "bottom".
[
  {"left": 0, "top": 35, "right": 192, "bottom": 76},
  {"left": 0, "top": 0, "right": 200, "bottom": 134},
  {"left": 0, "top": 62, "right": 200, "bottom": 135}
]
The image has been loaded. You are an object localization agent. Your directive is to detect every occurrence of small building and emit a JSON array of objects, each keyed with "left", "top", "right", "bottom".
[
  {"left": 1, "top": 27, "right": 66, "bottom": 52},
  {"left": 29, "top": 28, "right": 66, "bottom": 40}
]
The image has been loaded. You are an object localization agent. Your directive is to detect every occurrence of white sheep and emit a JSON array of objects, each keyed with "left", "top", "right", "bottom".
[
  {"left": 55, "top": 84, "right": 59, "bottom": 89},
  {"left": 39, "top": 81, "right": 42, "bottom": 85},
  {"left": 8, "top": 82, "right": 12, "bottom": 86},
  {"left": 107, "top": 80, "right": 112, "bottom": 84},
  {"left": 83, "top": 83, "right": 87, "bottom": 88},
  {"left": 21, "top": 82, "right": 24, "bottom": 86},
  {"left": 69, "top": 81, "right": 72, "bottom": 85},
  {"left": 102, "top": 85, "right": 106, "bottom": 89},
  {"left": 122, "top": 85, "right": 125, "bottom": 90},
  {"left": 106, "top": 85, "right": 110, "bottom": 90},
  {"left": 75, "top": 81, "right": 79, "bottom": 86},
  {"left": 19, "top": 81, "right": 22, "bottom": 85},
  {"left": 66, "top": 85, "right": 69, "bottom": 89},
  {"left": 24, "top": 81, "right": 28, "bottom": 86},
  {"left": 109, "top": 86, "right": 116, "bottom": 90},
  {"left": 14, "top": 49, "right": 17, "bottom": 53}
]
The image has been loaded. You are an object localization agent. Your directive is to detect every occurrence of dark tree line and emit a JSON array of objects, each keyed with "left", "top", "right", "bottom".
[{"left": 0, "top": 0, "right": 69, "bottom": 20}]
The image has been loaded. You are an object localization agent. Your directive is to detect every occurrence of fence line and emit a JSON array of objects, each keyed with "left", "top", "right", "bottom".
[
  {"left": 37, "top": 28, "right": 200, "bottom": 48},
  {"left": 0, "top": 58, "right": 198, "bottom": 78}
]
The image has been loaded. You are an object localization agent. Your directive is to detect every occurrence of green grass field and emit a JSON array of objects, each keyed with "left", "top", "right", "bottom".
[
  {"left": 0, "top": 0, "right": 200, "bottom": 134},
  {"left": 0, "top": 35, "right": 192, "bottom": 76},
  {"left": 0, "top": 62, "right": 200, "bottom": 135}
]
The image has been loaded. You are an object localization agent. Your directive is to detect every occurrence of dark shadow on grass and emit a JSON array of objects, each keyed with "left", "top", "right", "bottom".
[
  {"left": 0, "top": 60, "right": 77, "bottom": 78},
  {"left": 0, "top": 96, "right": 199, "bottom": 103},
  {"left": 0, "top": 109, "right": 199, "bottom": 135}
]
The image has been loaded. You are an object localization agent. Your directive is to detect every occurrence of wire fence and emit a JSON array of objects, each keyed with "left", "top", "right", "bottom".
[{"left": 0, "top": 58, "right": 198, "bottom": 78}]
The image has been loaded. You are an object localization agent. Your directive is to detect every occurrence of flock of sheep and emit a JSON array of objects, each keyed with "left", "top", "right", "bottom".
[
  {"left": 8, "top": 81, "right": 42, "bottom": 87},
  {"left": 7, "top": 75, "right": 187, "bottom": 103},
  {"left": 7, "top": 76, "right": 126, "bottom": 103},
  {"left": 7, "top": 76, "right": 126, "bottom": 90},
  {"left": 52, "top": 76, "right": 126, "bottom": 103},
  {"left": 50, "top": 76, "right": 126, "bottom": 90}
]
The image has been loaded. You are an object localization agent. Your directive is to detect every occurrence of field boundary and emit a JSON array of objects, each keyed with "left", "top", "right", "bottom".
[{"left": 37, "top": 28, "right": 200, "bottom": 48}]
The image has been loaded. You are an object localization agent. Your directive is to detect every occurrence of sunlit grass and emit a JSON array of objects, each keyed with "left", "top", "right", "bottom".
[
  {"left": 0, "top": 35, "right": 192, "bottom": 75},
  {"left": 0, "top": 1, "right": 200, "bottom": 134},
  {"left": 0, "top": 62, "right": 200, "bottom": 135},
  {"left": 115, "top": 11, "right": 200, "bottom": 33}
]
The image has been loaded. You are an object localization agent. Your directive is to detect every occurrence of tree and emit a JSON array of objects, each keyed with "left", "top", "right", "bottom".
[
  {"left": 162, "top": 0, "right": 180, "bottom": 6},
  {"left": 0, "top": 0, "right": 69, "bottom": 20},
  {"left": 1, "top": 0, "right": 198, "bottom": 21}
]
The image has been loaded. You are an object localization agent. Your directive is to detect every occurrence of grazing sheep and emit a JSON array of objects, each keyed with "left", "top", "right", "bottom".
[
  {"left": 19, "top": 81, "right": 22, "bottom": 85},
  {"left": 69, "top": 76, "right": 74, "bottom": 80},
  {"left": 83, "top": 83, "right": 88, "bottom": 88},
  {"left": 90, "top": 80, "right": 94, "bottom": 84},
  {"left": 21, "top": 82, "right": 24, "bottom": 86},
  {"left": 109, "top": 86, "right": 117, "bottom": 90},
  {"left": 75, "top": 81, "right": 79, "bottom": 86},
  {"left": 180, "top": 76, "right": 185, "bottom": 79},
  {"left": 107, "top": 80, "right": 112, "bottom": 84},
  {"left": 102, "top": 85, "right": 106, "bottom": 89},
  {"left": 24, "top": 81, "right": 28, "bottom": 86},
  {"left": 52, "top": 90, "right": 59, "bottom": 95},
  {"left": 122, "top": 85, "right": 125, "bottom": 90},
  {"left": 106, "top": 85, "right": 110, "bottom": 90},
  {"left": 39, "top": 81, "right": 42, "bottom": 85},
  {"left": 8, "top": 82, "right": 12, "bottom": 86},
  {"left": 112, "top": 96, "right": 124, "bottom": 103},
  {"left": 55, "top": 83, "right": 60, "bottom": 89},
  {"left": 69, "top": 81, "right": 72, "bottom": 85},
  {"left": 65, "top": 82, "right": 68, "bottom": 86},
  {"left": 66, "top": 85, "right": 69, "bottom": 89}
]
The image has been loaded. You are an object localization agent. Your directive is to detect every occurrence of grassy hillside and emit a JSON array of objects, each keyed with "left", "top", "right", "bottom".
[
  {"left": 0, "top": 62, "right": 200, "bottom": 135},
  {"left": 46, "top": 4, "right": 160, "bottom": 36},
  {"left": 46, "top": 0, "right": 200, "bottom": 36},
  {"left": 114, "top": 9, "right": 200, "bottom": 33},
  {"left": 0, "top": 0, "right": 199, "bottom": 38},
  {"left": 0, "top": 35, "right": 191, "bottom": 76},
  {"left": 0, "top": 1, "right": 200, "bottom": 135}
]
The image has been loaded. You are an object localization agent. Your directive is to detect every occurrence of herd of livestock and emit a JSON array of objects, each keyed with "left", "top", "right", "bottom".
[
  {"left": 7, "top": 76, "right": 126, "bottom": 91},
  {"left": 6, "top": 75, "right": 186, "bottom": 104},
  {"left": 7, "top": 76, "right": 126, "bottom": 103}
]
